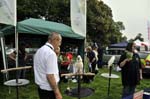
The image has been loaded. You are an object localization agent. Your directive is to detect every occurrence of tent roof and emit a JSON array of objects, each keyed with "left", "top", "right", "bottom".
[
  {"left": 109, "top": 41, "right": 128, "bottom": 48},
  {"left": 1, "top": 18, "right": 84, "bottom": 39}
]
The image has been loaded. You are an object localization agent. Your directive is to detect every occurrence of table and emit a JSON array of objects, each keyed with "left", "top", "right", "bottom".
[
  {"left": 4, "top": 79, "right": 29, "bottom": 86},
  {"left": 1, "top": 66, "right": 32, "bottom": 99},
  {"left": 4, "top": 79, "right": 30, "bottom": 99},
  {"left": 101, "top": 73, "right": 119, "bottom": 96}
]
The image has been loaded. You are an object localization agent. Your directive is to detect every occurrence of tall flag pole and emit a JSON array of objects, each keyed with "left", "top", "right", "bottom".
[
  {"left": 71, "top": 0, "right": 87, "bottom": 73},
  {"left": 0, "top": 0, "right": 16, "bottom": 87},
  {"left": 0, "top": 0, "right": 17, "bottom": 67},
  {"left": 0, "top": 0, "right": 16, "bottom": 26},
  {"left": 71, "top": 0, "right": 87, "bottom": 37},
  {"left": 148, "top": 21, "right": 150, "bottom": 41},
  {"left": 0, "top": 0, "right": 19, "bottom": 93},
  {"left": 0, "top": 0, "right": 16, "bottom": 71}
]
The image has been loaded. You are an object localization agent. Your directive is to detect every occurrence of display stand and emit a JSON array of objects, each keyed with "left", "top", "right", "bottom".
[
  {"left": 4, "top": 79, "right": 29, "bottom": 99},
  {"left": 1, "top": 66, "right": 32, "bottom": 99},
  {"left": 101, "top": 67, "right": 119, "bottom": 96},
  {"left": 0, "top": 30, "right": 31, "bottom": 99},
  {"left": 61, "top": 73, "right": 95, "bottom": 99}
]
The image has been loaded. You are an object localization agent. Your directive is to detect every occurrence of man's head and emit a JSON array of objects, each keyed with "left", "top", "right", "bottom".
[{"left": 48, "top": 32, "right": 62, "bottom": 49}]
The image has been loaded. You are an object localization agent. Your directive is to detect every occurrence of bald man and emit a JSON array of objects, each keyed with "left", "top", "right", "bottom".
[{"left": 34, "top": 32, "right": 62, "bottom": 99}]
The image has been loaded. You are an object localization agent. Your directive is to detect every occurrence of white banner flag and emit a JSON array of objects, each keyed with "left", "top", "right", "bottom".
[
  {"left": 71, "top": 0, "right": 86, "bottom": 37},
  {"left": 0, "top": 0, "right": 16, "bottom": 26},
  {"left": 148, "top": 21, "right": 150, "bottom": 40}
]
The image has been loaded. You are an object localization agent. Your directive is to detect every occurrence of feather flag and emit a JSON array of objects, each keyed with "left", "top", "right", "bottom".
[
  {"left": 0, "top": 0, "right": 16, "bottom": 26},
  {"left": 148, "top": 21, "right": 150, "bottom": 40},
  {"left": 71, "top": 0, "right": 86, "bottom": 37}
]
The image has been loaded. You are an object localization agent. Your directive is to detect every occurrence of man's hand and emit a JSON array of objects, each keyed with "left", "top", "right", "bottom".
[
  {"left": 47, "top": 74, "right": 62, "bottom": 99},
  {"left": 55, "top": 89, "right": 62, "bottom": 99}
]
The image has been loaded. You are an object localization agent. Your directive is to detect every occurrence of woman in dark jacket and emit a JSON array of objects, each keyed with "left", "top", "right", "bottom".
[
  {"left": 86, "top": 46, "right": 97, "bottom": 73},
  {"left": 8, "top": 43, "right": 27, "bottom": 78},
  {"left": 118, "top": 41, "right": 143, "bottom": 99}
]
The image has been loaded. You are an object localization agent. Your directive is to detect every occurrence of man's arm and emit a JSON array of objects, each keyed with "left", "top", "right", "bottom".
[
  {"left": 139, "top": 69, "right": 143, "bottom": 80},
  {"left": 47, "top": 74, "right": 62, "bottom": 99},
  {"left": 119, "top": 59, "right": 129, "bottom": 68}
]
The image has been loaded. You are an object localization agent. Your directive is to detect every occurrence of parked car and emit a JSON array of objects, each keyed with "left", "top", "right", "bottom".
[
  {"left": 138, "top": 51, "right": 150, "bottom": 74},
  {"left": 102, "top": 48, "right": 125, "bottom": 65}
]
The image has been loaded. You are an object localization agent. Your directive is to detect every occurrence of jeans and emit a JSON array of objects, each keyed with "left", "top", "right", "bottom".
[{"left": 122, "top": 85, "right": 136, "bottom": 99}]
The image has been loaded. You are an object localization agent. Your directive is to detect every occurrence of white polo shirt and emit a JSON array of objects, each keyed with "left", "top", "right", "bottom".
[{"left": 34, "top": 43, "right": 60, "bottom": 91}]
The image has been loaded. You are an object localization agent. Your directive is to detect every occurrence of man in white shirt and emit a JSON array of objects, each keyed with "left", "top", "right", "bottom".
[{"left": 34, "top": 32, "right": 62, "bottom": 99}]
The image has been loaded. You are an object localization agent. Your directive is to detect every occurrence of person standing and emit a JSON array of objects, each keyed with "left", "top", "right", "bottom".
[
  {"left": 86, "top": 46, "right": 97, "bottom": 73},
  {"left": 18, "top": 43, "right": 28, "bottom": 78},
  {"left": 118, "top": 41, "right": 142, "bottom": 99},
  {"left": 92, "top": 44, "right": 99, "bottom": 73},
  {"left": 8, "top": 43, "right": 28, "bottom": 78},
  {"left": 97, "top": 45, "right": 103, "bottom": 68},
  {"left": 34, "top": 32, "right": 62, "bottom": 99}
]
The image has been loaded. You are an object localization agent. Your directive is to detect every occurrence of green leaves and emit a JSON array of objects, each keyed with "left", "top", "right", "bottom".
[{"left": 17, "top": 0, "right": 126, "bottom": 46}]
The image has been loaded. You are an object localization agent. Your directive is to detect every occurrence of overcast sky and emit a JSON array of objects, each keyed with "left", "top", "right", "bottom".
[{"left": 103, "top": 0, "right": 150, "bottom": 42}]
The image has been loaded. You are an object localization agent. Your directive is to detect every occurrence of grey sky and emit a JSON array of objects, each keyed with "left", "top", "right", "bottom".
[{"left": 103, "top": 0, "right": 149, "bottom": 42}]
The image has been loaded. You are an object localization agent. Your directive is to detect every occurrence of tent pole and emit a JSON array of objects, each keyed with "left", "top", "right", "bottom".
[
  {"left": 83, "top": 38, "right": 86, "bottom": 72},
  {"left": 0, "top": 35, "right": 8, "bottom": 74},
  {"left": 15, "top": 27, "right": 19, "bottom": 81},
  {"left": 15, "top": 25, "right": 19, "bottom": 99},
  {"left": 0, "top": 35, "right": 7, "bottom": 70},
  {"left": 15, "top": 27, "right": 18, "bottom": 68},
  {"left": 0, "top": 34, "right": 9, "bottom": 80}
]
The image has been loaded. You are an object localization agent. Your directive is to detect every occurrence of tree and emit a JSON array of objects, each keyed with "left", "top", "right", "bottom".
[
  {"left": 17, "top": 0, "right": 126, "bottom": 47},
  {"left": 17, "top": 0, "right": 70, "bottom": 24},
  {"left": 87, "top": 0, "right": 125, "bottom": 46}
]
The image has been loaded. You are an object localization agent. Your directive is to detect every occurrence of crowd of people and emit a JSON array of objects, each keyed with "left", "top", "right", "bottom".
[
  {"left": 32, "top": 32, "right": 106, "bottom": 99},
  {"left": 2, "top": 32, "right": 143, "bottom": 99}
]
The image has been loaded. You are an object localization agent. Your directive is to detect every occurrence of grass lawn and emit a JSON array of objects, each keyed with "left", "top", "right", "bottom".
[{"left": 0, "top": 67, "right": 150, "bottom": 99}]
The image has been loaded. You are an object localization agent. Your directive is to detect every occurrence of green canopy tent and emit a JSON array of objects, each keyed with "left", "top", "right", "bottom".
[
  {"left": 1, "top": 18, "right": 85, "bottom": 57},
  {"left": 17, "top": 18, "right": 84, "bottom": 39},
  {"left": 1, "top": 18, "right": 84, "bottom": 39}
]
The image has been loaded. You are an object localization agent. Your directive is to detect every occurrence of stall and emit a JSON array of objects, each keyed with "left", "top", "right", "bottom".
[{"left": 1, "top": 18, "right": 85, "bottom": 74}]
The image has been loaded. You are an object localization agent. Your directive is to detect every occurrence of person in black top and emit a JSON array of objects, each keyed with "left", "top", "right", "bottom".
[
  {"left": 86, "top": 46, "right": 97, "bottom": 73},
  {"left": 97, "top": 45, "right": 103, "bottom": 68},
  {"left": 118, "top": 41, "right": 143, "bottom": 99},
  {"left": 8, "top": 43, "right": 28, "bottom": 78}
]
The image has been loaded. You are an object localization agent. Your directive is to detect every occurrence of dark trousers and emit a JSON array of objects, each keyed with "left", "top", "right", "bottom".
[
  {"left": 91, "top": 63, "right": 96, "bottom": 73},
  {"left": 38, "top": 87, "right": 56, "bottom": 99},
  {"left": 122, "top": 85, "right": 136, "bottom": 99}
]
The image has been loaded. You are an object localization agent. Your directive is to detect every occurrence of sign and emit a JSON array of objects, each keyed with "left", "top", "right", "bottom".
[
  {"left": 0, "top": 0, "right": 16, "bottom": 26},
  {"left": 71, "top": 0, "right": 86, "bottom": 37}
]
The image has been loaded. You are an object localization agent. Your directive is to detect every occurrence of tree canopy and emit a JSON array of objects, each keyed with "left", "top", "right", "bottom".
[{"left": 17, "top": 0, "right": 125, "bottom": 47}]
